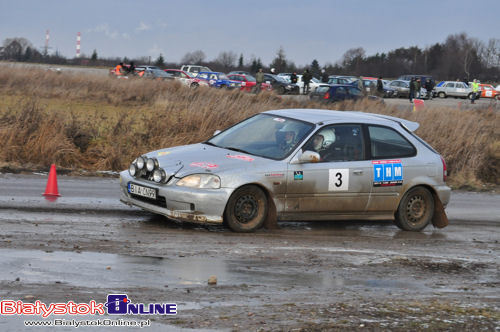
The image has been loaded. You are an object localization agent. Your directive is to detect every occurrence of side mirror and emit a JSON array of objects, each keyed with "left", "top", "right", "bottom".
[
  {"left": 298, "top": 151, "right": 321, "bottom": 163},
  {"left": 213, "top": 130, "right": 221, "bottom": 136}
]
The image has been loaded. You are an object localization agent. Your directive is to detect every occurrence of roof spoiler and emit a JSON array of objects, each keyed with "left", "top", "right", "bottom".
[{"left": 357, "top": 113, "right": 420, "bottom": 132}]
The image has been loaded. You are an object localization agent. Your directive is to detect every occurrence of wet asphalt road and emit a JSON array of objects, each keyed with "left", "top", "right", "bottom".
[{"left": 0, "top": 173, "right": 498, "bottom": 331}]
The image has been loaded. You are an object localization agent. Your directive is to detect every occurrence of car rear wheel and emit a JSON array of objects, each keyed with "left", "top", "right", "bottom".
[
  {"left": 224, "top": 185, "right": 268, "bottom": 233},
  {"left": 394, "top": 187, "right": 434, "bottom": 231},
  {"left": 438, "top": 92, "right": 446, "bottom": 98},
  {"left": 190, "top": 82, "right": 199, "bottom": 89}
]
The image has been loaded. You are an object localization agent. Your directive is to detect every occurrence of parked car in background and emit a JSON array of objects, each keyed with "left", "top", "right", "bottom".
[
  {"left": 227, "top": 74, "right": 271, "bottom": 92},
  {"left": 434, "top": 81, "right": 473, "bottom": 99},
  {"left": 388, "top": 80, "right": 429, "bottom": 99},
  {"left": 322, "top": 85, "right": 383, "bottom": 103},
  {"left": 228, "top": 71, "right": 252, "bottom": 76},
  {"left": 135, "top": 67, "right": 174, "bottom": 80},
  {"left": 398, "top": 74, "right": 435, "bottom": 86},
  {"left": 278, "top": 73, "right": 322, "bottom": 94},
  {"left": 263, "top": 74, "right": 300, "bottom": 94},
  {"left": 309, "top": 84, "right": 331, "bottom": 101},
  {"left": 164, "top": 69, "right": 209, "bottom": 88},
  {"left": 478, "top": 83, "right": 500, "bottom": 99},
  {"left": 496, "top": 85, "right": 500, "bottom": 91},
  {"left": 120, "top": 109, "right": 450, "bottom": 232},
  {"left": 361, "top": 78, "right": 397, "bottom": 98},
  {"left": 328, "top": 76, "right": 356, "bottom": 85},
  {"left": 196, "top": 71, "right": 241, "bottom": 89},
  {"left": 180, "top": 65, "right": 212, "bottom": 77},
  {"left": 388, "top": 80, "right": 410, "bottom": 97}
]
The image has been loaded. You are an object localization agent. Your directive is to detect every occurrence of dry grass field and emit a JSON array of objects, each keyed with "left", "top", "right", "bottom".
[{"left": 0, "top": 67, "right": 498, "bottom": 189}]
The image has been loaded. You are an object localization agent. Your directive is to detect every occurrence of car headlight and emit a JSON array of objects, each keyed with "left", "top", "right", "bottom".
[
  {"left": 146, "top": 158, "right": 158, "bottom": 172},
  {"left": 153, "top": 169, "right": 167, "bottom": 183},
  {"left": 176, "top": 174, "right": 221, "bottom": 189},
  {"left": 129, "top": 163, "right": 137, "bottom": 177},
  {"left": 136, "top": 156, "right": 145, "bottom": 170}
]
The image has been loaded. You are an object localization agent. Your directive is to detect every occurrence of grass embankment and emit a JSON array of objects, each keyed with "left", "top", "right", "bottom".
[{"left": 0, "top": 67, "right": 498, "bottom": 189}]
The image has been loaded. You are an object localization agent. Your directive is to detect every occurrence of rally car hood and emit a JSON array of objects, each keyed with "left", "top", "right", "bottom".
[{"left": 145, "top": 143, "right": 272, "bottom": 178}]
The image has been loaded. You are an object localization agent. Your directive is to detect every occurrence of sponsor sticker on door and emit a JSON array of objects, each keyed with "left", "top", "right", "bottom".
[{"left": 372, "top": 160, "right": 403, "bottom": 187}]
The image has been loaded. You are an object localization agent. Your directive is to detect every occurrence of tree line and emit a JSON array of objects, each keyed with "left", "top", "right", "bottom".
[{"left": 1, "top": 33, "right": 498, "bottom": 82}]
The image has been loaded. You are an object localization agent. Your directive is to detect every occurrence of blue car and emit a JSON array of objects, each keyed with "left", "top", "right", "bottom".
[
  {"left": 196, "top": 71, "right": 241, "bottom": 89},
  {"left": 323, "top": 85, "right": 383, "bottom": 103}
]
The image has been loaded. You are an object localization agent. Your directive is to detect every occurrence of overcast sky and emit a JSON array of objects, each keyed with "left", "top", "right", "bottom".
[{"left": 1, "top": 0, "right": 499, "bottom": 66}]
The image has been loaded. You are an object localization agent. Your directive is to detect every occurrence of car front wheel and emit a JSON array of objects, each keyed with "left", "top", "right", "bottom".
[
  {"left": 438, "top": 92, "right": 446, "bottom": 98},
  {"left": 394, "top": 186, "right": 434, "bottom": 231},
  {"left": 224, "top": 185, "right": 268, "bottom": 232}
]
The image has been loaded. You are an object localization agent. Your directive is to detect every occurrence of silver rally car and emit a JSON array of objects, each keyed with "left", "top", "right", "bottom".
[{"left": 120, "top": 109, "right": 451, "bottom": 232}]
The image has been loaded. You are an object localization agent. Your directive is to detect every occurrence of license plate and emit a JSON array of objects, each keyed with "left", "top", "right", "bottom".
[{"left": 128, "top": 183, "right": 157, "bottom": 199}]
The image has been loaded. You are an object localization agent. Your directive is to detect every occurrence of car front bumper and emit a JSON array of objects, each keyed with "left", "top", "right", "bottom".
[{"left": 120, "top": 171, "right": 232, "bottom": 224}]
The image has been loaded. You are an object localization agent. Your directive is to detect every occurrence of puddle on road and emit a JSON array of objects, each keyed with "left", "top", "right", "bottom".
[{"left": 0, "top": 248, "right": 420, "bottom": 292}]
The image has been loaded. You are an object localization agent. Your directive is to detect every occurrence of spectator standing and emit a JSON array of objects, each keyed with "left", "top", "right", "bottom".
[
  {"left": 357, "top": 77, "right": 365, "bottom": 95},
  {"left": 114, "top": 62, "right": 124, "bottom": 76},
  {"left": 290, "top": 72, "right": 298, "bottom": 84},
  {"left": 409, "top": 78, "right": 415, "bottom": 103},
  {"left": 471, "top": 79, "right": 479, "bottom": 104},
  {"left": 414, "top": 79, "right": 421, "bottom": 99},
  {"left": 255, "top": 68, "right": 264, "bottom": 93},
  {"left": 377, "top": 77, "right": 384, "bottom": 97},
  {"left": 321, "top": 69, "right": 329, "bottom": 83},
  {"left": 302, "top": 69, "right": 312, "bottom": 94},
  {"left": 425, "top": 79, "right": 434, "bottom": 100}
]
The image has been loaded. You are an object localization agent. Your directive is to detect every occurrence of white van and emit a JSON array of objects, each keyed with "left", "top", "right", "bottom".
[{"left": 180, "top": 65, "right": 212, "bottom": 77}]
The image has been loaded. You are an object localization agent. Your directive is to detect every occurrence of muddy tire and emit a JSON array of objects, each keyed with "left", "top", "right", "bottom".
[
  {"left": 394, "top": 187, "right": 434, "bottom": 231},
  {"left": 224, "top": 185, "right": 268, "bottom": 233},
  {"left": 438, "top": 92, "right": 446, "bottom": 98}
]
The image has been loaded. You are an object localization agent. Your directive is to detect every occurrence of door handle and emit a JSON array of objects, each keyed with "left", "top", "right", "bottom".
[{"left": 353, "top": 170, "right": 364, "bottom": 175}]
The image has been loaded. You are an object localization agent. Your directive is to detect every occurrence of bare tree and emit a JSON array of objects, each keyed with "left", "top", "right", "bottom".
[
  {"left": 181, "top": 50, "right": 206, "bottom": 64},
  {"left": 482, "top": 38, "right": 500, "bottom": 68},
  {"left": 270, "top": 46, "right": 287, "bottom": 73},
  {"left": 215, "top": 51, "right": 237, "bottom": 70},
  {"left": 2, "top": 37, "right": 33, "bottom": 60},
  {"left": 340, "top": 47, "right": 365, "bottom": 75}
]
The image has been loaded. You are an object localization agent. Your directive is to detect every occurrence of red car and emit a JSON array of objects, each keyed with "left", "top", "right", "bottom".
[
  {"left": 164, "top": 69, "right": 208, "bottom": 88},
  {"left": 227, "top": 74, "right": 272, "bottom": 92}
]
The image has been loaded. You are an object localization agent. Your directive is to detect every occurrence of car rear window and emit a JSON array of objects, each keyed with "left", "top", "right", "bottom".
[{"left": 368, "top": 126, "right": 416, "bottom": 159}]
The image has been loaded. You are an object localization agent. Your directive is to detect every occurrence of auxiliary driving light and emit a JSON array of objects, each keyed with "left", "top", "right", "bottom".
[
  {"left": 129, "top": 163, "right": 137, "bottom": 177},
  {"left": 136, "top": 156, "right": 145, "bottom": 170},
  {"left": 153, "top": 169, "right": 166, "bottom": 183},
  {"left": 146, "top": 158, "right": 158, "bottom": 172}
]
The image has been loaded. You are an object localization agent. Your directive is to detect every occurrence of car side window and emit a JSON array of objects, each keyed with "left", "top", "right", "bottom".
[
  {"left": 368, "top": 126, "right": 416, "bottom": 159},
  {"left": 306, "top": 124, "right": 364, "bottom": 162},
  {"left": 348, "top": 87, "right": 363, "bottom": 96}
]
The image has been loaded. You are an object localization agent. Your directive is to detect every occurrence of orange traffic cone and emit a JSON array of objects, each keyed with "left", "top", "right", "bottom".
[{"left": 43, "top": 164, "right": 61, "bottom": 197}]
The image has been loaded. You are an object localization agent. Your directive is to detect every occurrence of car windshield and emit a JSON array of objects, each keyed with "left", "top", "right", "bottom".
[
  {"left": 245, "top": 75, "right": 256, "bottom": 82},
  {"left": 219, "top": 73, "right": 229, "bottom": 80},
  {"left": 274, "top": 75, "right": 287, "bottom": 83},
  {"left": 311, "top": 78, "right": 320, "bottom": 83},
  {"left": 207, "top": 114, "right": 314, "bottom": 160}
]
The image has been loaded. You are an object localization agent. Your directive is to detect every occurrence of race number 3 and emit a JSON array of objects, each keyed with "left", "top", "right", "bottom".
[{"left": 329, "top": 169, "right": 349, "bottom": 191}]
